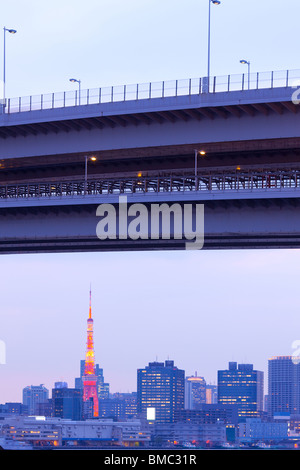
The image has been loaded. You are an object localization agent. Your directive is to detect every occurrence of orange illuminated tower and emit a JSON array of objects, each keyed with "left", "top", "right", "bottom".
[{"left": 82, "top": 288, "right": 99, "bottom": 417}]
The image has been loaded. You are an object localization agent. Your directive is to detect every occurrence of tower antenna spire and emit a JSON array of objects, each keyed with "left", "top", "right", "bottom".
[{"left": 89, "top": 283, "right": 92, "bottom": 319}]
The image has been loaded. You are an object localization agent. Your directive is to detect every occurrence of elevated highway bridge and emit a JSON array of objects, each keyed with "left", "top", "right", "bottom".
[{"left": 1, "top": 69, "right": 300, "bottom": 253}]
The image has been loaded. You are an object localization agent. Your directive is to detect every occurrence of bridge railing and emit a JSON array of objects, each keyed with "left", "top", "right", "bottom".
[
  {"left": 1, "top": 170, "right": 300, "bottom": 200},
  {"left": 4, "top": 68, "right": 300, "bottom": 114}
]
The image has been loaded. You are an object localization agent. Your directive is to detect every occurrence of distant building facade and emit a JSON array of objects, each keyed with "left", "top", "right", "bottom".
[
  {"left": 52, "top": 387, "right": 82, "bottom": 420},
  {"left": 239, "top": 418, "right": 288, "bottom": 443},
  {"left": 185, "top": 375, "right": 206, "bottom": 409},
  {"left": 98, "top": 392, "right": 137, "bottom": 419},
  {"left": 22, "top": 385, "right": 49, "bottom": 415},
  {"left": 1, "top": 415, "right": 150, "bottom": 447},
  {"left": 175, "top": 403, "right": 239, "bottom": 426},
  {"left": 154, "top": 422, "right": 226, "bottom": 446},
  {"left": 206, "top": 385, "right": 217, "bottom": 404},
  {"left": 217, "top": 362, "right": 264, "bottom": 421},
  {"left": 0, "top": 402, "right": 28, "bottom": 416},
  {"left": 137, "top": 360, "right": 185, "bottom": 423},
  {"left": 268, "top": 356, "right": 300, "bottom": 417}
]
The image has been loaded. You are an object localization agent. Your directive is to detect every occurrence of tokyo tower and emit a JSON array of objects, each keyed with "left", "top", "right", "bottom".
[{"left": 82, "top": 288, "right": 99, "bottom": 417}]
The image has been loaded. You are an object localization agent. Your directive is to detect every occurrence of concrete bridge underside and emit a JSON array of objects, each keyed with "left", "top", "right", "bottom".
[
  {"left": 1, "top": 86, "right": 300, "bottom": 184},
  {"left": 1, "top": 196, "right": 300, "bottom": 254},
  {"left": 1, "top": 85, "right": 300, "bottom": 253}
]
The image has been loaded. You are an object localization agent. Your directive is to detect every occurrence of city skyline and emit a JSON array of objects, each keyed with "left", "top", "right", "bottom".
[
  {"left": 0, "top": 246, "right": 297, "bottom": 402},
  {"left": 4, "top": 356, "right": 298, "bottom": 448},
  {"left": 1, "top": 0, "right": 300, "bottom": 406},
  {"left": 0, "top": 246, "right": 299, "bottom": 402},
  {"left": 1, "top": 247, "right": 299, "bottom": 404}
]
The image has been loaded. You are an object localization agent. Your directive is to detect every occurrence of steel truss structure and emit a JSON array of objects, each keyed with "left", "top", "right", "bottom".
[{"left": 1, "top": 169, "right": 300, "bottom": 200}]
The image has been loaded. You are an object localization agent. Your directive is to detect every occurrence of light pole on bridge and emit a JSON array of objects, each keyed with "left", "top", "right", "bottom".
[
  {"left": 240, "top": 59, "right": 251, "bottom": 90},
  {"left": 84, "top": 156, "right": 97, "bottom": 194},
  {"left": 2, "top": 26, "right": 17, "bottom": 113},
  {"left": 207, "top": 0, "right": 221, "bottom": 93},
  {"left": 194, "top": 149, "right": 206, "bottom": 189},
  {"left": 69, "top": 78, "right": 81, "bottom": 105}
]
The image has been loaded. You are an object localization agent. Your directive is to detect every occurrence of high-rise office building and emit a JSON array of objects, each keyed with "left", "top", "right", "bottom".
[
  {"left": 185, "top": 375, "right": 206, "bottom": 409},
  {"left": 268, "top": 356, "right": 300, "bottom": 417},
  {"left": 137, "top": 360, "right": 185, "bottom": 423},
  {"left": 22, "top": 385, "right": 49, "bottom": 415},
  {"left": 52, "top": 386, "right": 82, "bottom": 420},
  {"left": 217, "top": 362, "right": 264, "bottom": 420},
  {"left": 96, "top": 367, "right": 110, "bottom": 401},
  {"left": 206, "top": 384, "right": 217, "bottom": 404},
  {"left": 36, "top": 399, "right": 53, "bottom": 417}
]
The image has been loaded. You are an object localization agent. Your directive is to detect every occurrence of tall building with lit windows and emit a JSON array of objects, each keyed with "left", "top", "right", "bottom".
[
  {"left": 185, "top": 375, "right": 206, "bottom": 409},
  {"left": 137, "top": 360, "right": 185, "bottom": 424},
  {"left": 217, "top": 362, "right": 264, "bottom": 421},
  {"left": 22, "top": 384, "right": 49, "bottom": 416},
  {"left": 268, "top": 356, "right": 300, "bottom": 417}
]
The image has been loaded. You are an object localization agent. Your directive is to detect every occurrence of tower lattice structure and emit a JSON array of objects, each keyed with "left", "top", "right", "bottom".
[{"left": 82, "top": 288, "right": 99, "bottom": 417}]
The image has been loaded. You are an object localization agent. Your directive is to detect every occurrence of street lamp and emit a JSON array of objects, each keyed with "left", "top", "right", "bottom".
[
  {"left": 194, "top": 149, "right": 206, "bottom": 189},
  {"left": 84, "top": 156, "right": 97, "bottom": 194},
  {"left": 3, "top": 27, "right": 17, "bottom": 111},
  {"left": 69, "top": 78, "right": 81, "bottom": 105},
  {"left": 240, "top": 59, "right": 251, "bottom": 90},
  {"left": 207, "top": 0, "right": 221, "bottom": 93}
]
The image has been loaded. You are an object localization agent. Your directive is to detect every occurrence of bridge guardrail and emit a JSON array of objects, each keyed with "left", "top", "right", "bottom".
[
  {"left": 1, "top": 171, "right": 300, "bottom": 200},
  {"left": 3, "top": 69, "right": 300, "bottom": 114}
]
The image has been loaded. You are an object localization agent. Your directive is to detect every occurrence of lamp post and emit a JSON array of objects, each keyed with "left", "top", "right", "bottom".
[
  {"left": 240, "top": 59, "right": 251, "bottom": 90},
  {"left": 3, "top": 27, "right": 17, "bottom": 112},
  {"left": 207, "top": 0, "right": 221, "bottom": 93},
  {"left": 84, "top": 156, "right": 97, "bottom": 194},
  {"left": 194, "top": 149, "right": 206, "bottom": 189},
  {"left": 69, "top": 78, "right": 81, "bottom": 105}
]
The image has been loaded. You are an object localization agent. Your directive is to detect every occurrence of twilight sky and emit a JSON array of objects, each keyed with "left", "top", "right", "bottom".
[{"left": 1, "top": 0, "right": 300, "bottom": 403}]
